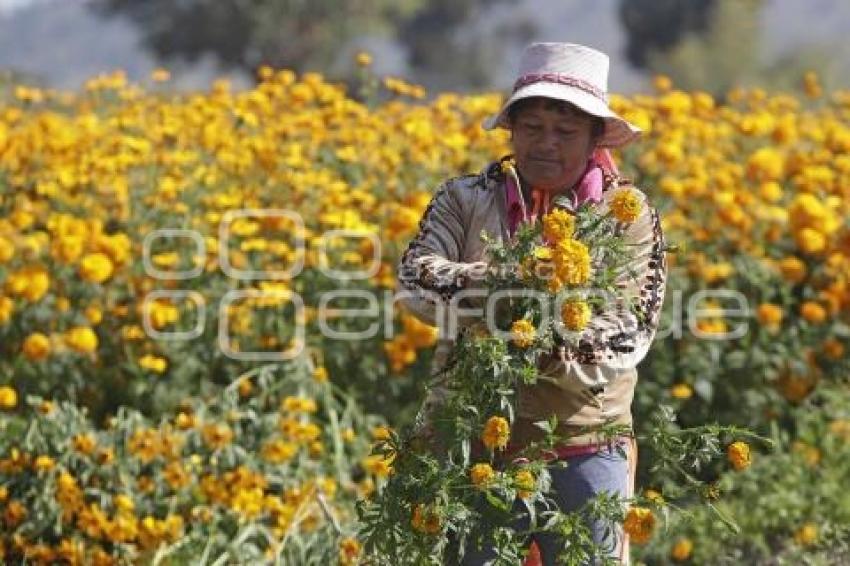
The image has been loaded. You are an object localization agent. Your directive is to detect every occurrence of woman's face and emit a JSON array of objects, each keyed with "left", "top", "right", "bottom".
[{"left": 509, "top": 98, "right": 599, "bottom": 192}]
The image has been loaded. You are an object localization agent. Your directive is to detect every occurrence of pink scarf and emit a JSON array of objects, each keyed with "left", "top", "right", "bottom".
[{"left": 506, "top": 148, "right": 618, "bottom": 237}]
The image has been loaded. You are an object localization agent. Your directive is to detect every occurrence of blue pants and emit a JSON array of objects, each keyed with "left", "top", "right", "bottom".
[{"left": 456, "top": 439, "right": 634, "bottom": 565}]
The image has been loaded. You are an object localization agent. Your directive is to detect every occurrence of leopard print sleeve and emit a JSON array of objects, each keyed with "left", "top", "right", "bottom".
[{"left": 396, "top": 176, "right": 489, "bottom": 329}]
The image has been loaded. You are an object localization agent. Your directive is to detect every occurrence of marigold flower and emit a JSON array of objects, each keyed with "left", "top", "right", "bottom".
[
  {"left": 800, "top": 301, "right": 827, "bottom": 324},
  {"left": 0, "top": 386, "right": 17, "bottom": 410},
  {"left": 64, "top": 326, "right": 99, "bottom": 354},
  {"left": 670, "top": 383, "right": 693, "bottom": 400},
  {"left": 794, "top": 522, "right": 818, "bottom": 546},
  {"left": 777, "top": 256, "right": 807, "bottom": 283},
  {"left": 481, "top": 415, "right": 510, "bottom": 451},
  {"left": 33, "top": 454, "right": 55, "bottom": 472},
  {"left": 339, "top": 536, "right": 362, "bottom": 565},
  {"left": 561, "top": 298, "right": 592, "bottom": 331},
  {"left": 671, "top": 537, "right": 693, "bottom": 561},
  {"left": 727, "top": 440, "right": 752, "bottom": 471},
  {"left": 361, "top": 454, "right": 394, "bottom": 478},
  {"left": 22, "top": 332, "right": 51, "bottom": 361},
  {"left": 411, "top": 503, "right": 441, "bottom": 534},
  {"left": 510, "top": 319, "right": 536, "bottom": 348},
  {"left": 201, "top": 423, "right": 234, "bottom": 450},
  {"left": 138, "top": 354, "right": 168, "bottom": 374},
  {"left": 542, "top": 208, "right": 575, "bottom": 242},
  {"left": 514, "top": 469, "right": 535, "bottom": 499},
  {"left": 79, "top": 252, "right": 114, "bottom": 284},
  {"left": 470, "top": 463, "right": 496, "bottom": 489},
  {"left": 72, "top": 434, "right": 96, "bottom": 455},
  {"left": 552, "top": 238, "right": 592, "bottom": 286},
  {"left": 610, "top": 187, "right": 643, "bottom": 223},
  {"left": 756, "top": 303, "right": 783, "bottom": 330},
  {"left": 623, "top": 506, "right": 655, "bottom": 544},
  {"left": 0, "top": 295, "right": 14, "bottom": 324}
]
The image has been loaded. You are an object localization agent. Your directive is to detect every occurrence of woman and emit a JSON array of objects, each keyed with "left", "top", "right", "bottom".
[{"left": 396, "top": 42, "right": 668, "bottom": 565}]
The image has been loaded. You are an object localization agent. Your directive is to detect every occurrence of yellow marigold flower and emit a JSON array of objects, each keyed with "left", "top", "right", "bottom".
[
  {"left": 481, "top": 415, "right": 510, "bottom": 451},
  {"left": 371, "top": 425, "right": 392, "bottom": 441},
  {"left": 79, "top": 252, "right": 114, "bottom": 284},
  {"left": 643, "top": 488, "right": 664, "bottom": 504},
  {"left": 727, "top": 441, "right": 752, "bottom": 471},
  {"left": 282, "top": 396, "right": 318, "bottom": 414},
  {"left": 23, "top": 332, "right": 51, "bottom": 361},
  {"left": 610, "top": 187, "right": 643, "bottom": 223},
  {"left": 759, "top": 181, "right": 783, "bottom": 202},
  {"left": 777, "top": 256, "right": 807, "bottom": 284},
  {"left": 533, "top": 246, "right": 553, "bottom": 262},
  {"left": 6, "top": 265, "right": 50, "bottom": 302},
  {"left": 623, "top": 506, "right": 656, "bottom": 544},
  {"left": 237, "top": 377, "right": 253, "bottom": 397},
  {"left": 670, "top": 383, "right": 693, "bottom": 400},
  {"left": 470, "top": 463, "right": 496, "bottom": 489},
  {"left": 510, "top": 319, "right": 536, "bottom": 348},
  {"left": 402, "top": 313, "right": 439, "bottom": 348},
  {"left": 671, "top": 537, "right": 693, "bottom": 561},
  {"left": 0, "top": 386, "right": 17, "bottom": 410},
  {"left": 0, "top": 296, "right": 14, "bottom": 324},
  {"left": 72, "top": 433, "right": 96, "bottom": 455},
  {"left": 202, "top": 423, "right": 234, "bottom": 450},
  {"left": 175, "top": 411, "right": 196, "bottom": 430},
  {"left": 138, "top": 354, "right": 168, "bottom": 374},
  {"left": 800, "top": 301, "right": 827, "bottom": 324},
  {"left": 795, "top": 227, "right": 827, "bottom": 254},
  {"left": 756, "top": 303, "right": 783, "bottom": 330},
  {"left": 0, "top": 236, "right": 14, "bottom": 263},
  {"left": 34, "top": 454, "right": 55, "bottom": 472},
  {"left": 552, "top": 238, "right": 592, "bottom": 286},
  {"left": 411, "top": 503, "right": 441, "bottom": 535},
  {"left": 84, "top": 304, "right": 103, "bottom": 325},
  {"left": 145, "top": 300, "right": 180, "bottom": 330},
  {"left": 362, "top": 454, "right": 394, "bottom": 478},
  {"left": 542, "top": 208, "right": 576, "bottom": 242},
  {"left": 794, "top": 522, "right": 818, "bottom": 546},
  {"left": 64, "top": 326, "right": 98, "bottom": 354},
  {"left": 514, "top": 469, "right": 535, "bottom": 499},
  {"left": 561, "top": 298, "right": 592, "bottom": 331},
  {"left": 261, "top": 439, "right": 298, "bottom": 463},
  {"left": 339, "top": 536, "right": 362, "bottom": 565},
  {"left": 313, "top": 366, "right": 329, "bottom": 382},
  {"left": 114, "top": 494, "right": 135, "bottom": 514},
  {"left": 746, "top": 147, "right": 784, "bottom": 182}
]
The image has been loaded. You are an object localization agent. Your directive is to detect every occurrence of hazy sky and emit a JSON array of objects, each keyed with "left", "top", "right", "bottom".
[{"left": 2, "top": 0, "right": 850, "bottom": 93}]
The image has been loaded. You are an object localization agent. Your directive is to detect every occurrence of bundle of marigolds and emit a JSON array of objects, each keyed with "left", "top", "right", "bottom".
[{"left": 357, "top": 184, "right": 764, "bottom": 565}]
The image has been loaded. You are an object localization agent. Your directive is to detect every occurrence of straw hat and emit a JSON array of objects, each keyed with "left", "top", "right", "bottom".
[{"left": 483, "top": 42, "right": 642, "bottom": 147}]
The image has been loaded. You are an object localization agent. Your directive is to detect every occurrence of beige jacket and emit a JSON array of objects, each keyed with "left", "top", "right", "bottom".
[{"left": 396, "top": 159, "right": 668, "bottom": 447}]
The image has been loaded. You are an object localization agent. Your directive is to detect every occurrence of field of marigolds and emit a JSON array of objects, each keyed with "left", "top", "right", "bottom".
[{"left": 0, "top": 62, "right": 848, "bottom": 565}]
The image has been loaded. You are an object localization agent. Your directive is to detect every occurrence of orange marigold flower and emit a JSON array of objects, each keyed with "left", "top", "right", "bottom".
[
  {"left": 727, "top": 440, "right": 752, "bottom": 471},
  {"left": 623, "top": 506, "right": 655, "bottom": 544},
  {"left": 481, "top": 416, "right": 510, "bottom": 451}
]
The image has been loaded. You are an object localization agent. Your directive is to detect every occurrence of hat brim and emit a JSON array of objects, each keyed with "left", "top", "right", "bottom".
[{"left": 482, "top": 82, "right": 642, "bottom": 148}]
